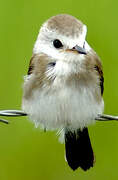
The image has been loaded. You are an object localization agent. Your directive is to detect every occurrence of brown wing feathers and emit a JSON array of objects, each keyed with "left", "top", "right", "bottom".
[{"left": 94, "top": 65, "right": 104, "bottom": 95}]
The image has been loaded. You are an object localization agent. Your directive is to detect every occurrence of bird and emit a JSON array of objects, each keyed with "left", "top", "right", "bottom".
[{"left": 22, "top": 14, "right": 104, "bottom": 171}]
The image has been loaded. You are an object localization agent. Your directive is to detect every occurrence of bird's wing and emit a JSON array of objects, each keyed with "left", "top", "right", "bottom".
[
  {"left": 94, "top": 64, "right": 104, "bottom": 95},
  {"left": 27, "top": 55, "right": 35, "bottom": 75},
  {"left": 88, "top": 48, "right": 104, "bottom": 96}
]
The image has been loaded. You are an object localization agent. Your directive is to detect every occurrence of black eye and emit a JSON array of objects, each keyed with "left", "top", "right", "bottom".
[{"left": 53, "top": 39, "right": 63, "bottom": 49}]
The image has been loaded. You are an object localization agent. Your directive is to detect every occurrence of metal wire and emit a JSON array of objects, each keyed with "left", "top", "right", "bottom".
[
  {"left": 0, "top": 119, "right": 9, "bottom": 124},
  {"left": 95, "top": 114, "right": 118, "bottom": 121},
  {"left": 0, "top": 109, "right": 118, "bottom": 124},
  {"left": 0, "top": 110, "right": 27, "bottom": 117}
]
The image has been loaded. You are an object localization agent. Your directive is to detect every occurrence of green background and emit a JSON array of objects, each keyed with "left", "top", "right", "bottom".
[{"left": 0, "top": 0, "right": 118, "bottom": 179}]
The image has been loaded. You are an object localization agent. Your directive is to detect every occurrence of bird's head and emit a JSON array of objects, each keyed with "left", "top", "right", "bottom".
[{"left": 33, "top": 14, "right": 90, "bottom": 63}]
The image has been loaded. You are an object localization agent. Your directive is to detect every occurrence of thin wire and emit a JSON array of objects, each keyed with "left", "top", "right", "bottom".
[
  {"left": 0, "top": 109, "right": 118, "bottom": 124},
  {"left": 96, "top": 114, "right": 118, "bottom": 121},
  {"left": 0, "top": 119, "right": 9, "bottom": 124},
  {"left": 0, "top": 110, "right": 27, "bottom": 117},
  {"left": 0, "top": 110, "right": 27, "bottom": 124}
]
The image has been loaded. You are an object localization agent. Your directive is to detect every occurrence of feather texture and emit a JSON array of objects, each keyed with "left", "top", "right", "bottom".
[{"left": 65, "top": 128, "right": 94, "bottom": 171}]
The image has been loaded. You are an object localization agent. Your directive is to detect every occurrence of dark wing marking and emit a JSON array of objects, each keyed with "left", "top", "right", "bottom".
[
  {"left": 27, "top": 56, "right": 35, "bottom": 75},
  {"left": 94, "top": 65, "right": 104, "bottom": 95}
]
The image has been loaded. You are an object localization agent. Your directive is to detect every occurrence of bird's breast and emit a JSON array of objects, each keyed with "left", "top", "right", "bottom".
[{"left": 22, "top": 77, "right": 104, "bottom": 130}]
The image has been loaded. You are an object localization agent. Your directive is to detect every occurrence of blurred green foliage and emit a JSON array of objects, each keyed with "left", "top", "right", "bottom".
[{"left": 0, "top": 0, "right": 118, "bottom": 179}]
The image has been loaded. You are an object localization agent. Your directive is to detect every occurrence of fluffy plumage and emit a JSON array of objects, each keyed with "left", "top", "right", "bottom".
[{"left": 22, "top": 14, "right": 104, "bottom": 171}]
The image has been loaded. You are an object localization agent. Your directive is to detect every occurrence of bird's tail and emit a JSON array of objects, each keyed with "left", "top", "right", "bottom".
[{"left": 65, "top": 127, "right": 94, "bottom": 171}]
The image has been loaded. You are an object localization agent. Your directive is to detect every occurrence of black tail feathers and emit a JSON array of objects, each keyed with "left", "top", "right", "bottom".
[{"left": 65, "top": 127, "right": 94, "bottom": 171}]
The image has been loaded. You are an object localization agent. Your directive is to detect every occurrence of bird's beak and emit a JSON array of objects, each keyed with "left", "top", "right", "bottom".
[{"left": 72, "top": 45, "right": 87, "bottom": 55}]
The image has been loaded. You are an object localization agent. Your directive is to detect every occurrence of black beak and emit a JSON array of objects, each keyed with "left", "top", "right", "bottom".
[{"left": 73, "top": 45, "right": 87, "bottom": 55}]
